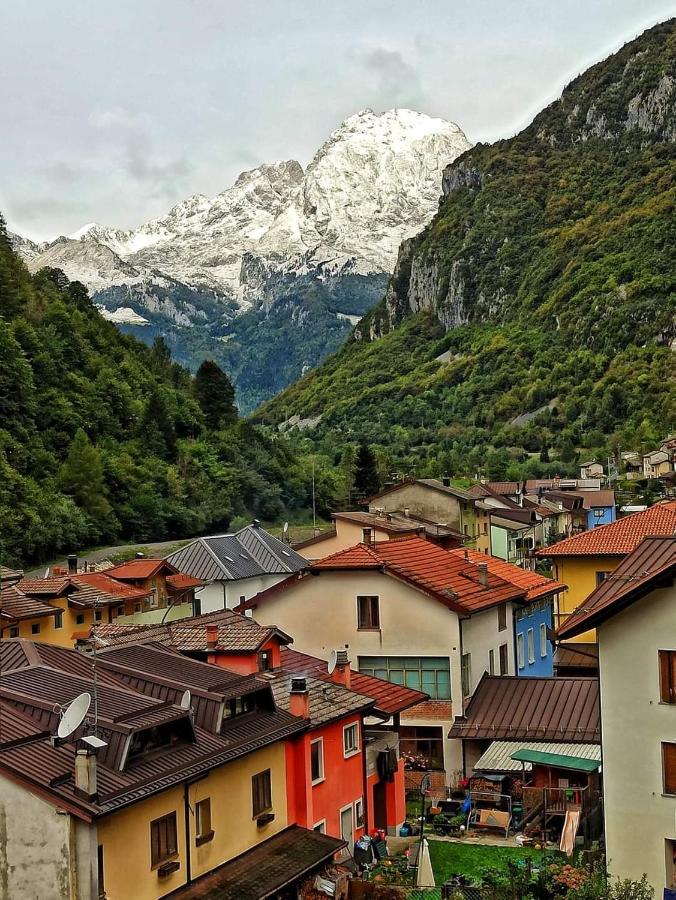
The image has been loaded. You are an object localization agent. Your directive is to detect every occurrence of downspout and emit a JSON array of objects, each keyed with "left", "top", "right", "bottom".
[
  {"left": 183, "top": 783, "right": 192, "bottom": 887},
  {"left": 360, "top": 713, "right": 370, "bottom": 834}
]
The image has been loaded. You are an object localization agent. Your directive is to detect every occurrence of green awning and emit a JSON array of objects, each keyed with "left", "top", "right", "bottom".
[{"left": 510, "top": 748, "right": 601, "bottom": 773}]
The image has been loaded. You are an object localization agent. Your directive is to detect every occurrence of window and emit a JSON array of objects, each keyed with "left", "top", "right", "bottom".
[
  {"left": 488, "top": 648, "right": 495, "bottom": 676},
  {"left": 150, "top": 813, "right": 178, "bottom": 868},
  {"left": 540, "top": 623, "right": 548, "bottom": 658},
  {"left": 94, "top": 609, "right": 102, "bottom": 622},
  {"left": 76, "top": 613, "right": 85, "bottom": 625},
  {"left": 359, "top": 656, "right": 451, "bottom": 699},
  {"left": 311, "top": 738, "right": 324, "bottom": 783},
  {"left": 252, "top": 769, "right": 272, "bottom": 817},
  {"left": 9, "top": 626, "right": 19, "bottom": 638},
  {"left": 239, "top": 595, "right": 245, "bottom": 604},
  {"left": 343, "top": 722, "right": 359, "bottom": 757},
  {"left": 31, "top": 623, "right": 40, "bottom": 635},
  {"left": 195, "top": 798, "right": 213, "bottom": 845},
  {"left": 498, "top": 604, "right": 507, "bottom": 632},
  {"left": 664, "top": 743, "right": 676, "bottom": 795},
  {"left": 527, "top": 629, "right": 535, "bottom": 665},
  {"left": 595, "top": 571, "right": 612, "bottom": 586},
  {"left": 499, "top": 642, "right": 508, "bottom": 675},
  {"left": 355, "top": 798, "right": 364, "bottom": 829},
  {"left": 97, "top": 845, "right": 105, "bottom": 898},
  {"left": 461, "top": 652, "right": 472, "bottom": 697},
  {"left": 222, "top": 696, "right": 254, "bottom": 721},
  {"left": 54, "top": 610, "right": 63, "bottom": 629},
  {"left": 659, "top": 651, "right": 676, "bottom": 703},
  {"left": 313, "top": 821, "right": 326, "bottom": 834},
  {"left": 258, "top": 650, "right": 272, "bottom": 672},
  {"left": 357, "top": 595, "right": 380, "bottom": 629},
  {"left": 134, "top": 604, "right": 141, "bottom": 614},
  {"left": 517, "top": 634, "right": 525, "bottom": 669},
  {"left": 400, "top": 725, "right": 444, "bottom": 770}
]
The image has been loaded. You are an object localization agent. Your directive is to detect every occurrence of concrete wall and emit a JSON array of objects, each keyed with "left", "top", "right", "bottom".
[
  {"left": 368, "top": 484, "right": 469, "bottom": 534},
  {"left": 598, "top": 582, "right": 676, "bottom": 896},
  {"left": 198, "top": 574, "right": 284, "bottom": 613},
  {"left": 551, "top": 555, "right": 621, "bottom": 643},
  {"left": 0, "top": 775, "right": 95, "bottom": 900},
  {"left": 297, "top": 519, "right": 399, "bottom": 562}
]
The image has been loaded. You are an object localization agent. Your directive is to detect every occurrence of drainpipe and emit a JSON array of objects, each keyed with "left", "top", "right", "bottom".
[
  {"left": 183, "top": 783, "right": 192, "bottom": 886},
  {"left": 360, "top": 713, "right": 370, "bottom": 834}
]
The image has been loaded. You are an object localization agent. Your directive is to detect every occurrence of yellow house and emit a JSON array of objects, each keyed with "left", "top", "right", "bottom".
[
  {"left": 0, "top": 639, "right": 344, "bottom": 900},
  {"left": 538, "top": 501, "right": 676, "bottom": 643}
]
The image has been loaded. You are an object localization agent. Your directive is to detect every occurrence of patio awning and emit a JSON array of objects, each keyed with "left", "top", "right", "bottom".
[
  {"left": 511, "top": 748, "right": 601, "bottom": 773},
  {"left": 169, "top": 825, "right": 346, "bottom": 900},
  {"left": 473, "top": 740, "right": 601, "bottom": 773}
]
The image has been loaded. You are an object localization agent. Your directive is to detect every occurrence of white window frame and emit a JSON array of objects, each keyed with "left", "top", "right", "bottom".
[
  {"left": 313, "top": 820, "right": 326, "bottom": 834},
  {"left": 310, "top": 737, "right": 325, "bottom": 785},
  {"left": 354, "top": 797, "right": 365, "bottom": 829},
  {"left": 343, "top": 722, "right": 360, "bottom": 758},
  {"left": 517, "top": 633, "right": 525, "bottom": 669},
  {"left": 527, "top": 628, "right": 535, "bottom": 665},
  {"left": 540, "top": 623, "right": 548, "bottom": 658}
]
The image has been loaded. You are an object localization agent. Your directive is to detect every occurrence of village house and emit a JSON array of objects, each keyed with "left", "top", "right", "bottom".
[
  {"left": 0, "top": 638, "right": 350, "bottom": 900},
  {"left": 166, "top": 521, "right": 306, "bottom": 612},
  {"left": 579, "top": 461, "right": 604, "bottom": 479},
  {"left": 238, "top": 536, "right": 563, "bottom": 783},
  {"left": 294, "top": 509, "right": 464, "bottom": 560},
  {"left": 538, "top": 500, "right": 676, "bottom": 643},
  {"left": 366, "top": 478, "right": 477, "bottom": 542},
  {"left": 91, "top": 608, "right": 427, "bottom": 837},
  {"left": 558, "top": 535, "right": 676, "bottom": 896}
]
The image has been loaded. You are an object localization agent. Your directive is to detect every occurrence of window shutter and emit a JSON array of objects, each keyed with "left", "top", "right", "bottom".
[{"left": 664, "top": 743, "right": 676, "bottom": 795}]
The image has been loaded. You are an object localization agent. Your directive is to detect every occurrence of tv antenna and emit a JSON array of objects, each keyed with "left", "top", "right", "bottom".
[
  {"left": 57, "top": 692, "right": 92, "bottom": 740},
  {"left": 327, "top": 649, "right": 338, "bottom": 675}
]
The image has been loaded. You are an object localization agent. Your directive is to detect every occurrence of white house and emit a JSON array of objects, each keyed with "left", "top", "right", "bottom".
[
  {"left": 239, "top": 536, "right": 563, "bottom": 784},
  {"left": 559, "top": 534, "right": 676, "bottom": 895},
  {"left": 166, "top": 522, "right": 306, "bottom": 613}
]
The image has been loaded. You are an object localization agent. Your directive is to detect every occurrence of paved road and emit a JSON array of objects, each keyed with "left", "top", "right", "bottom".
[{"left": 26, "top": 539, "right": 188, "bottom": 577}]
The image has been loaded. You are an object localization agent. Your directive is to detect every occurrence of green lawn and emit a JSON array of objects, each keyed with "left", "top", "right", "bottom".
[{"left": 428, "top": 839, "right": 547, "bottom": 883}]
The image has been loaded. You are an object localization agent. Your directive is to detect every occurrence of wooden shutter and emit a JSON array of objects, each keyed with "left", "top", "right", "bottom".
[
  {"left": 252, "top": 770, "right": 271, "bottom": 816},
  {"left": 659, "top": 651, "right": 676, "bottom": 704},
  {"left": 151, "top": 813, "right": 177, "bottom": 866},
  {"left": 664, "top": 743, "right": 676, "bottom": 795}
]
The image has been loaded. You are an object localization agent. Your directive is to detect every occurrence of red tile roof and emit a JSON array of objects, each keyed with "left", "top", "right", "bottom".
[
  {"left": 447, "top": 548, "right": 565, "bottom": 601},
  {"left": 166, "top": 573, "right": 203, "bottom": 591},
  {"left": 279, "top": 647, "right": 427, "bottom": 716},
  {"left": 307, "top": 537, "right": 526, "bottom": 614},
  {"left": 73, "top": 573, "right": 151, "bottom": 601},
  {"left": 0, "top": 585, "right": 60, "bottom": 622},
  {"left": 558, "top": 535, "right": 676, "bottom": 639},
  {"left": 401, "top": 700, "right": 453, "bottom": 721},
  {"left": 538, "top": 501, "right": 676, "bottom": 557},
  {"left": 104, "top": 558, "right": 178, "bottom": 580},
  {"left": 17, "top": 577, "right": 71, "bottom": 596}
]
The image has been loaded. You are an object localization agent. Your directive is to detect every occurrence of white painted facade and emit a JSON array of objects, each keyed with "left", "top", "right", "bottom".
[
  {"left": 198, "top": 573, "right": 286, "bottom": 613},
  {"left": 598, "top": 581, "right": 676, "bottom": 895},
  {"left": 461, "top": 601, "right": 517, "bottom": 691}
]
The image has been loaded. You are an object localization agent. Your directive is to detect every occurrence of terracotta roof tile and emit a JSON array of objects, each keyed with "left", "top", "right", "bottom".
[
  {"left": 0, "top": 585, "right": 59, "bottom": 622},
  {"left": 166, "top": 573, "right": 203, "bottom": 590},
  {"left": 401, "top": 700, "right": 453, "bottom": 720},
  {"left": 558, "top": 535, "right": 676, "bottom": 639},
  {"left": 538, "top": 501, "right": 676, "bottom": 557},
  {"left": 104, "top": 558, "right": 178, "bottom": 580},
  {"left": 447, "top": 548, "right": 565, "bottom": 601}
]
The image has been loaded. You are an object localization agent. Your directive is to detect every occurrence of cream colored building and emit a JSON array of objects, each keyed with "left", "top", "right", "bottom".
[{"left": 559, "top": 535, "right": 676, "bottom": 895}]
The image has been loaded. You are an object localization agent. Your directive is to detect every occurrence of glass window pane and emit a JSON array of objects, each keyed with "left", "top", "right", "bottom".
[
  {"left": 405, "top": 671, "right": 421, "bottom": 689},
  {"left": 404, "top": 657, "right": 421, "bottom": 669},
  {"left": 389, "top": 670, "right": 404, "bottom": 684}
]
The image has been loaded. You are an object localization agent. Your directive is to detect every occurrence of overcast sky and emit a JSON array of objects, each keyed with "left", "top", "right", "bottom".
[{"left": 2, "top": 1, "right": 673, "bottom": 240}]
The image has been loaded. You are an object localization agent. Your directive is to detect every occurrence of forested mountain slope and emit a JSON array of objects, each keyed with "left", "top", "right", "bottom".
[
  {"left": 0, "top": 218, "right": 322, "bottom": 566},
  {"left": 257, "top": 20, "right": 676, "bottom": 478}
]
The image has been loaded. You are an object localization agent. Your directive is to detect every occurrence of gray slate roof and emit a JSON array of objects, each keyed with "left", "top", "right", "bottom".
[
  {"left": 269, "top": 671, "right": 374, "bottom": 728},
  {"left": 166, "top": 524, "right": 306, "bottom": 582}
]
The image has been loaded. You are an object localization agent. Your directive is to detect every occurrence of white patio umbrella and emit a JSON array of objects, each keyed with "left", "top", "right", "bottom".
[{"left": 415, "top": 837, "right": 436, "bottom": 888}]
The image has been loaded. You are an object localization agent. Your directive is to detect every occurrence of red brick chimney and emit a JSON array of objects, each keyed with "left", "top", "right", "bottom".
[
  {"left": 206, "top": 624, "right": 219, "bottom": 649},
  {"left": 289, "top": 677, "right": 310, "bottom": 719},
  {"left": 330, "top": 650, "right": 351, "bottom": 689}
]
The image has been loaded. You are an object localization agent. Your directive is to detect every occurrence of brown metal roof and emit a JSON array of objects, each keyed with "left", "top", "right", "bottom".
[
  {"left": 169, "top": 825, "right": 346, "bottom": 900},
  {"left": 553, "top": 643, "right": 599, "bottom": 673},
  {"left": 449, "top": 674, "right": 600, "bottom": 743},
  {"left": 558, "top": 535, "right": 676, "bottom": 639},
  {"left": 0, "top": 585, "right": 60, "bottom": 622}
]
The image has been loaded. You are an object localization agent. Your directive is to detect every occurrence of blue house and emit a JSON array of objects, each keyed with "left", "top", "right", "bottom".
[
  {"left": 514, "top": 597, "right": 554, "bottom": 677},
  {"left": 583, "top": 490, "right": 616, "bottom": 529}
]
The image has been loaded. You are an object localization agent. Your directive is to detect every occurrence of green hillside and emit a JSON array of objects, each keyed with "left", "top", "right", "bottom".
[
  {"left": 0, "top": 218, "right": 331, "bottom": 567},
  {"left": 257, "top": 20, "right": 676, "bottom": 478}
]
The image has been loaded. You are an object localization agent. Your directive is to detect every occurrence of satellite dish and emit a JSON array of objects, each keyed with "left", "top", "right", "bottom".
[
  {"left": 327, "top": 649, "right": 338, "bottom": 675},
  {"left": 180, "top": 690, "right": 192, "bottom": 710},
  {"left": 57, "top": 692, "right": 92, "bottom": 739}
]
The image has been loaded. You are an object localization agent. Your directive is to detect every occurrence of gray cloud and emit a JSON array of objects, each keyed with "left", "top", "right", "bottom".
[{"left": 348, "top": 46, "right": 426, "bottom": 110}]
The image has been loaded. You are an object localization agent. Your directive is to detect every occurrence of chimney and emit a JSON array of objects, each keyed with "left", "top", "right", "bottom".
[
  {"left": 362, "top": 527, "right": 373, "bottom": 545},
  {"left": 289, "top": 677, "right": 310, "bottom": 719},
  {"left": 442, "top": 475, "right": 451, "bottom": 487},
  {"left": 67, "top": 554, "right": 78, "bottom": 575},
  {"left": 135, "top": 551, "right": 145, "bottom": 559},
  {"left": 478, "top": 562, "right": 488, "bottom": 587},
  {"left": 252, "top": 519, "right": 261, "bottom": 529},
  {"left": 74, "top": 749, "right": 97, "bottom": 800},
  {"left": 331, "top": 650, "right": 352, "bottom": 689},
  {"left": 403, "top": 507, "right": 410, "bottom": 519},
  {"left": 206, "top": 624, "right": 219, "bottom": 649}
]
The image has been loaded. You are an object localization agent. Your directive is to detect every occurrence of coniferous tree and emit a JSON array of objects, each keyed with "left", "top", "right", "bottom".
[
  {"left": 59, "top": 429, "right": 112, "bottom": 520},
  {"left": 354, "top": 441, "right": 380, "bottom": 500},
  {"left": 140, "top": 388, "right": 177, "bottom": 459},
  {"left": 194, "top": 360, "right": 237, "bottom": 429}
]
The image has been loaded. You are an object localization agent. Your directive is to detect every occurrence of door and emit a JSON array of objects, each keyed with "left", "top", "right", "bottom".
[{"left": 340, "top": 805, "right": 354, "bottom": 849}]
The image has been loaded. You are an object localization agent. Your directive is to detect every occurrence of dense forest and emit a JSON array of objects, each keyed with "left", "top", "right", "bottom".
[
  {"left": 0, "top": 219, "right": 349, "bottom": 567},
  {"left": 256, "top": 20, "right": 676, "bottom": 479}
]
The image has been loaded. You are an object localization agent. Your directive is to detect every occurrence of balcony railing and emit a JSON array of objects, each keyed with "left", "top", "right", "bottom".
[{"left": 522, "top": 785, "right": 591, "bottom": 816}]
